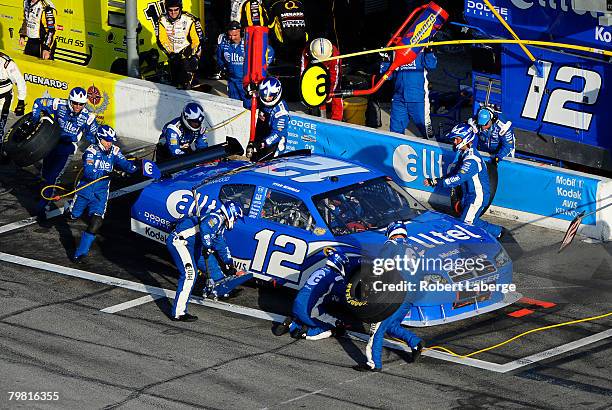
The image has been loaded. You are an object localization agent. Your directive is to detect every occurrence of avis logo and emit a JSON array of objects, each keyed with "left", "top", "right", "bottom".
[
  {"left": 165, "top": 190, "right": 218, "bottom": 219},
  {"left": 392, "top": 144, "right": 443, "bottom": 183}
]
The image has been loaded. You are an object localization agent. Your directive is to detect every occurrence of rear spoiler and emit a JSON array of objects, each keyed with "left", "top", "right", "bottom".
[{"left": 142, "top": 136, "right": 244, "bottom": 179}]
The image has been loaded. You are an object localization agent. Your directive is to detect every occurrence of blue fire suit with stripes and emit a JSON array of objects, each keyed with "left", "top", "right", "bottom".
[
  {"left": 32, "top": 97, "right": 98, "bottom": 211},
  {"left": 216, "top": 36, "right": 274, "bottom": 105},
  {"left": 168, "top": 212, "right": 232, "bottom": 318},
  {"left": 159, "top": 117, "right": 208, "bottom": 158},
  {"left": 441, "top": 147, "right": 502, "bottom": 237},
  {"left": 257, "top": 100, "right": 289, "bottom": 159},
  {"left": 366, "top": 236, "right": 421, "bottom": 369},
  {"left": 389, "top": 51, "right": 437, "bottom": 139},
  {"left": 474, "top": 117, "right": 515, "bottom": 161},
  {"left": 71, "top": 144, "right": 138, "bottom": 258},
  {"left": 291, "top": 266, "right": 345, "bottom": 340}
]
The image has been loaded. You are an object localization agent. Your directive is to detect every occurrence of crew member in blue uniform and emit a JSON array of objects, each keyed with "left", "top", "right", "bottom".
[
  {"left": 424, "top": 123, "right": 503, "bottom": 238},
  {"left": 251, "top": 77, "right": 289, "bottom": 161},
  {"left": 354, "top": 222, "right": 423, "bottom": 372},
  {"left": 68, "top": 125, "right": 138, "bottom": 263},
  {"left": 469, "top": 106, "right": 515, "bottom": 162},
  {"left": 388, "top": 49, "right": 437, "bottom": 139},
  {"left": 158, "top": 102, "right": 208, "bottom": 160},
  {"left": 216, "top": 20, "right": 274, "bottom": 106},
  {"left": 32, "top": 87, "right": 99, "bottom": 219},
  {"left": 168, "top": 201, "right": 244, "bottom": 322},
  {"left": 274, "top": 248, "right": 349, "bottom": 340}
]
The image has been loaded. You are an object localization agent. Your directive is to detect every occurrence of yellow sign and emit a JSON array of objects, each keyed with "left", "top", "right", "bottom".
[{"left": 300, "top": 64, "right": 329, "bottom": 108}]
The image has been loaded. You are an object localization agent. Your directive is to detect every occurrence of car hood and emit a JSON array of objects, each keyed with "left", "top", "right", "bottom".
[{"left": 343, "top": 210, "right": 500, "bottom": 259}]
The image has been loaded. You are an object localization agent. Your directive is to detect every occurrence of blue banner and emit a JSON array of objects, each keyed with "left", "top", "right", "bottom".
[{"left": 284, "top": 116, "right": 600, "bottom": 226}]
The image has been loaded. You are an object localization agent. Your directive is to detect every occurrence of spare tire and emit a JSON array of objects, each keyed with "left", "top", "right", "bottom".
[
  {"left": 344, "top": 260, "right": 406, "bottom": 323},
  {"left": 4, "top": 113, "right": 61, "bottom": 167}
]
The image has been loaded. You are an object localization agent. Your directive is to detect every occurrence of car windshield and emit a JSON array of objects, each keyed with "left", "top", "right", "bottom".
[{"left": 313, "top": 177, "right": 426, "bottom": 236}]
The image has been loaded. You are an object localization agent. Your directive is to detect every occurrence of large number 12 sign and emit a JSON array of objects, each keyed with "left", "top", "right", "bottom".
[{"left": 521, "top": 60, "right": 602, "bottom": 131}]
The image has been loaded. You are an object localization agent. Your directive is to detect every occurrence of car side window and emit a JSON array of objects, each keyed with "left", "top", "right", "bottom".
[
  {"left": 261, "top": 190, "right": 314, "bottom": 232},
  {"left": 219, "top": 184, "right": 255, "bottom": 213}
]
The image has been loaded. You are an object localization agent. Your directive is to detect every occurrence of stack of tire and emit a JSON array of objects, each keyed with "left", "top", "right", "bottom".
[{"left": 3, "top": 113, "right": 60, "bottom": 167}]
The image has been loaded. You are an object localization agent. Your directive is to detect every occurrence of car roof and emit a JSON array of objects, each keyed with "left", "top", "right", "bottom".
[{"left": 233, "top": 154, "right": 383, "bottom": 196}]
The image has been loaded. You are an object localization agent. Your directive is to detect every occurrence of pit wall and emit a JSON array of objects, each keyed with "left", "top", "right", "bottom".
[{"left": 9, "top": 53, "right": 611, "bottom": 241}]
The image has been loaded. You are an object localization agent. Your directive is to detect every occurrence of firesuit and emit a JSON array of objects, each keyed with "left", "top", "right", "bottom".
[
  {"left": 240, "top": 0, "right": 270, "bottom": 27},
  {"left": 388, "top": 50, "right": 437, "bottom": 139},
  {"left": 290, "top": 266, "right": 346, "bottom": 340},
  {"left": 300, "top": 44, "right": 342, "bottom": 121},
  {"left": 0, "top": 52, "right": 27, "bottom": 157},
  {"left": 159, "top": 116, "right": 208, "bottom": 158},
  {"left": 69, "top": 143, "right": 137, "bottom": 260},
  {"left": 156, "top": 7, "right": 202, "bottom": 89},
  {"left": 32, "top": 96, "right": 98, "bottom": 211},
  {"left": 473, "top": 117, "right": 516, "bottom": 161},
  {"left": 441, "top": 147, "right": 502, "bottom": 237},
  {"left": 168, "top": 211, "right": 234, "bottom": 319},
  {"left": 363, "top": 235, "right": 422, "bottom": 370},
  {"left": 216, "top": 36, "right": 275, "bottom": 105},
  {"left": 20, "top": 0, "right": 56, "bottom": 59},
  {"left": 254, "top": 99, "right": 289, "bottom": 160}
]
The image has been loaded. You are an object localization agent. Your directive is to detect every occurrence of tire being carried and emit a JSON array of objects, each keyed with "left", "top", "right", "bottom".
[
  {"left": 3, "top": 112, "right": 60, "bottom": 167},
  {"left": 344, "top": 260, "right": 406, "bottom": 323}
]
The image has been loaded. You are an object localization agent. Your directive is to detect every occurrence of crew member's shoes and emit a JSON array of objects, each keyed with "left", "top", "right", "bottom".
[
  {"left": 411, "top": 342, "right": 424, "bottom": 363},
  {"left": 273, "top": 316, "right": 293, "bottom": 336},
  {"left": 71, "top": 255, "right": 85, "bottom": 264},
  {"left": 171, "top": 313, "right": 198, "bottom": 322},
  {"left": 353, "top": 363, "right": 381, "bottom": 372},
  {"left": 289, "top": 324, "right": 307, "bottom": 339}
]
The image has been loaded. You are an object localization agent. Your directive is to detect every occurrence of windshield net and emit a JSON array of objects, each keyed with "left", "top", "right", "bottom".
[{"left": 313, "top": 177, "right": 425, "bottom": 236}]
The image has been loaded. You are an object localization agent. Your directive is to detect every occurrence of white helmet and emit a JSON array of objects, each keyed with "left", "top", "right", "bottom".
[{"left": 309, "top": 38, "right": 333, "bottom": 61}]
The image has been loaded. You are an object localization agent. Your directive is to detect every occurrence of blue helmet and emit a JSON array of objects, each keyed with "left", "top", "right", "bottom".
[
  {"left": 386, "top": 221, "right": 407, "bottom": 239},
  {"left": 259, "top": 77, "right": 282, "bottom": 107},
  {"left": 220, "top": 200, "right": 244, "bottom": 230},
  {"left": 68, "top": 87, "right": 87, "bottom": 111},
  {"left": 447, "top": 123, "right": 475, "bottom": 150},
  {"left": 97, "top": 125, "right": 117, "bottom": 143},
  {"left": 181, "top": 102, "right": 205, "bottom": 132},
  {"left": 476, "top": 107, "right": 494, "bottom": 126},
  {"left": 324, "top": 247, "right": 350, "bottom": 277}
]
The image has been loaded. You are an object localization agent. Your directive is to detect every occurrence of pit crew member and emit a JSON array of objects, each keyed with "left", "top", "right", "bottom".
[
  {"left": 300, "top": 38, "right": 342, "bottom": 121},
  {"left": 469, "top": 106, "right": 515, "bottom": 162},
  {"left": 354, "top": 222, "right": 423, "bottom": 372},
  {"left": 424, "top": 123, "right": 503, "bottom": 238},
  {"left": 158, "top": 102, "right": 208, "bottom": 160},
  {"left": 388, "top": 48, "right": 437, "bottom": 139},
  {"left": 268, "top": 0, "right": 308, "bottom": 63},
  {"left": 168, "top": 201, "right": 244, "bottom": 322},
  {"left": 0, "top": 52, "right": 27, "bottom": 163},
  {"left": 19, "top": 0, "right": 56, "bottom": 59},
  {"left": 156, "top": 0, "right": 203, "bottom": 89},
  {"left": 251, "top": 77, "right": 289, "bottom": 161},
  {"left": 32, "top": 87, "right": 98, "bottom": 219},
  {"left": 216, "top": 20, "right": 275, "bottom": 106},
  {"left": 240, "top": 0, "right": 270, "bottom": 27},
  {"left": 68, "top": 125, "right": 138, "bottom": 263},
  {"left": 274, "top": 248, "right": 349, "bottom": 340}
]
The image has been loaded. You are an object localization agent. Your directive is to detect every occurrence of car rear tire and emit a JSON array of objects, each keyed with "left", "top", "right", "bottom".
[{"left": 4, "top": 113, "right": 61, "bottom": 167}]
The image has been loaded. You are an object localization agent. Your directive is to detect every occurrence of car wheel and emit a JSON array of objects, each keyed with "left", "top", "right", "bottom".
[{"left": 4, "top": 113, "right": 61, "bottom": 167}]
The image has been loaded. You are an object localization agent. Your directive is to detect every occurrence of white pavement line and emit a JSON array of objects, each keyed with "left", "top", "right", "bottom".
[
  {"left": 101, "top": 294, "right": 165, "bottom": 314},
  {"left": 346, "top": 331, "right": 508, "bottom": 373},
  {"left": 0, "top": 180, "right": 151, "bottom": 235},
  {"left": 499, "top": 328, "right": 612, "bottom": 373},
  {"left": 4, "top": 251, "right": 605, "bottom": 374}
]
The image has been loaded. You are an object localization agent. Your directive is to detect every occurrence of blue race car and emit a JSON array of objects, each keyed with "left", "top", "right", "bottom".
[{"left": 131, "top": 150, "right": 518, "bottom": 326}]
